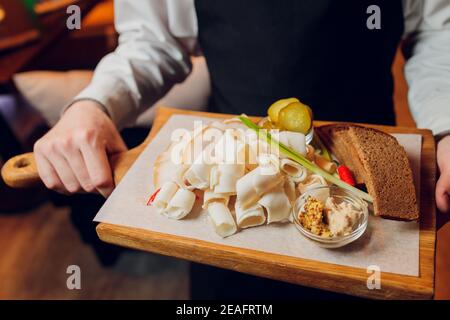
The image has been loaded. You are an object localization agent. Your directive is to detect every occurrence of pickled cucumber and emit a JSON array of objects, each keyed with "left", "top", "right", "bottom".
[
  {"left": 278, "top": 102, "right": 312, "bottom": 134},
  {"left": 267, "top": 97, "right": 299, "bottom": 124}
]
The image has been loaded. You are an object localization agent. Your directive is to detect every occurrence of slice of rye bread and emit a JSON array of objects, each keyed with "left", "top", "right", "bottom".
[
  {"left": 316, "top": 125, "right": 366, "bottom": 185},
  {"left": 316, "top": 124, "right": 419, "bottom": 221}
]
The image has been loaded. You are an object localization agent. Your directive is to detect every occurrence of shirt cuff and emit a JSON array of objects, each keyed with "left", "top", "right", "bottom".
[
  {"left": 435, "top": 130, "right": 450, "bottom": 143},
  {"left": 415, "top": 94, "right": 450, "bottom": 137},
  {"left": 61, "top": 97, "right": 109, "bottom": 117},
  {"left": 62, "top": 83, "right": 138, "bottom": 130}
]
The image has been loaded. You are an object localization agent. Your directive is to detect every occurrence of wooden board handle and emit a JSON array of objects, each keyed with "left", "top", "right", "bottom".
[
  {"left": 1, "top": 153, "right": 40, "bottom": 188},
  {"left": 1, "top": 148, "right": 144, "bottom": 189}
]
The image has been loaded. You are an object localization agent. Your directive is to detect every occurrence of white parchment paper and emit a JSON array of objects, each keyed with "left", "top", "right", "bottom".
[{"left": 94, "top": 115, "right": 422, "bottom": 276}]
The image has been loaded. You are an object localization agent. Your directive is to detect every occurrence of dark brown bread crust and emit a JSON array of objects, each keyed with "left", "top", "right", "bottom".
[
  {"left": 316, "top": 124, "right": 419, "bottom": 221},
  {"left": 316, "top": 125, "right": 365, "bottom": 185}
]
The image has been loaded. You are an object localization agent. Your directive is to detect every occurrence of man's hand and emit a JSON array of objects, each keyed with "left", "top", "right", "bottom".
[
  {"left": 34, "top": 100, "right": 127, "bottom": 197},
  {"left": 436, "top": 135, "right": 450, "bottom": 213}
]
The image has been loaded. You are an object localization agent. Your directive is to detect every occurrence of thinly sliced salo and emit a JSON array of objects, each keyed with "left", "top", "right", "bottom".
[
  {"left": 152, "top": 181, "right": 179, "bottom": 213},
  {"left": 235, "top": 201, "right": 266, "bottom": 228},
  {"left": 163, "top": 188, "right": 196, "bottom": 220},
  {"left": 213, "top": 133, "right": 246, "bottom": 194},
  {"left": 203, "top": 189, "right": 229, "bottom": 208},
  {"left": 236, "top": 164, "right": 284, "bottom": 209},
  {"left": 280, "top": 158, "right": 308, "bottom": 182},
  {"left": 206, "top": 202, "right": 237, "bottom": 238},
  {"left": 183, "top": 143, "right": 215, "bottom": 190},
  {"left": 284, "top": 178, "right": 297, "bottom": 202},
  {"left": 258, "top": 185, "right": 292, "bottom": 223},
  {"left": 270, "top": 130, "right": 307, "bottom": 156}
]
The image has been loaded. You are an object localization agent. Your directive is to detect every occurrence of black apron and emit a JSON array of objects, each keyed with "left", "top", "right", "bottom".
[
  {"left": 195, "top": 0, "right": 403, "bottom": 125},
  {"left": 191, "top": 0, "right": 404, "bottom": 299}
]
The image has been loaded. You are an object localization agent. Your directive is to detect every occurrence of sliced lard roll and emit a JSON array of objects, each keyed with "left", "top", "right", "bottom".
[
  {"left": 213, "top": 161, "right": 246, "bottom": 194},
  {"left": 279, "top": 158, "right": 308, "bottom": 183},
  {"left": 201, "top": 124, "right": 224, "bottom": 150},
  {"left": 154, "top": 127, "right": 199, "bottom": 188},
  {"left": 284, "top": 178, "right": 297, "bottom": 202},
  {"left": 297, "top": 174, "right": 328, "bottom": 194},
  {"left": 236, "top": 163, "right": 284, "bottom": 210},
  {"left": 213, "top": 172, "right": 241, "bottom": 194},
  {"left": 212, "top": 132, "right": 246, "bottom": 194},
  {"left": 164, "top": 121, "right": 212, "bottom": 167},
  {"left": 179, "top": 125, "right": 217, "bottom": 166},
  {"left": 169, "top": 128, "right": 200, "bottom": 165},
  {"left": 209, "top": 120, "right": 228, "bottom": 131},
  {"left": 235, "top": 201, "right": 266, "bottom": 229},
  {"left": 164, "top": 125, "right": 222, "bottom": 190},
  {"left": 244, "top": 130, "right": 283, "bottom": 169},
  {"left": 214, "top": 129, "right": 245, "bottom": 164},
  {"left": 183, "top": 162, "right": 211, "bottom": 190},
  {"left": 244, "top": 142, "right": 259, "bottom": 171},
  {"left": 222, "top": 117, "right": 248, "bottom": 130},
  {"left": 258, "top": 185, "right": 292, "bottom": 224},
  {"left": 245, "top": 130, "right": 273, "bottom": 159},
  {"left": 163, "top": 188, "right": 196, "bottom": 220},
  {"left": 283, "top": 178, "right": 297, "bottom": 223},
  {"left": 152, "top": 181, "right": 179, "bottom": 213},
  {"left": 256, "top": 152, "right": 280, "bottom": 172},
  {"left": 183, "top": 142, "right": 216, "bottom": 190},
  {"left": 209, "top": 166, "right": 220, "bottom": 189},
  {"left": 270, "top": 130, "right": 307, "bottom": 156},
  {"left": 203, "top": 189, "right": 230, "bottom": 208},
  {"left": 242, "top": 131, "right": 260, "bottom": 171},
  {"left": 205, "top": 200, "right": 237, "bottom": 238},
  {"left": 297, "top": 174, "right": 329, "bottom": 202},
  {"left": 157, "top": 122, "right": 218, "bottom": 177},
  {"left": 203, "top": 188, "right": 235, "bottom": 237},
  {"left": 153, "top": 158, "right": 188, "bottom": 189}
]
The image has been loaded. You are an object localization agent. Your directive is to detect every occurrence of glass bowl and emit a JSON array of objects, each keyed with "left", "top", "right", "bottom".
[
  {"left": 293, "top": 186, "right": 369, "bottom": 248},
  {"left": 305, "top": 126, "right": 314, "bottom": 145}
]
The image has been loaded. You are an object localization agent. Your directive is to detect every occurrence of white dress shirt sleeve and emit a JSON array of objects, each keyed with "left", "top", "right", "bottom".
[
  {"left": 403, "top": 0, "right": 450, "bottom": 135},
  {"left": 70, "top": 0, "right": 198, "bottom": 129}
]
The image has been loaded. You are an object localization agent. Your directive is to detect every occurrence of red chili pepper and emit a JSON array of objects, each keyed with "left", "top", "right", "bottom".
[
  {"left": 337, "top": 165, "right": 356, "bottom": 187},
  {"left": 146, "top": 188, "right": 161, "bottom": 206}
]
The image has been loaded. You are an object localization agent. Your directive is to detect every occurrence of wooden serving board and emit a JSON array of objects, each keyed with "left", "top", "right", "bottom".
[
  {"left": 99, "top": 107, "right": 436, "bottom": 300},
  {"left": 1, "top": 106, "right": 436, "bottom": 299}
]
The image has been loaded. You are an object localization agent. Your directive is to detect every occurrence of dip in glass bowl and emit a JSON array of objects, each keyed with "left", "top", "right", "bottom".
[{"left": 293, "top": 186, "right": 369, "bottom": 248}]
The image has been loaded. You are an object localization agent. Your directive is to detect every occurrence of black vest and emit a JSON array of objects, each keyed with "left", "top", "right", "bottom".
[{"left": 195, "top": 0, "right": 403, "bottom": 125}]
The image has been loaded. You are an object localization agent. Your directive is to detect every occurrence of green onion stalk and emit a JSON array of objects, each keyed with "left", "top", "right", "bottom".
[{"left": 238, "top": 116, "right": 373, "bottom": 203}]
